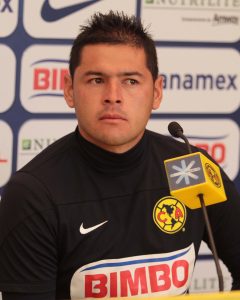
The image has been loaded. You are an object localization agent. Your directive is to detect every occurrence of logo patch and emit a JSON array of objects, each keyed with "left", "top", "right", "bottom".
[
  {"left": 153, "top": 197, "right": 186, "bottom": 234},
  {"left": 205, "top": 163, "right": 221, "bottom": 188}
]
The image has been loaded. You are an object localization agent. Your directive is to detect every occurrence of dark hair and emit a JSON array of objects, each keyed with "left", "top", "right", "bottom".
[{"left": 69, "top": 11, "right": 158, "bottom": 80}]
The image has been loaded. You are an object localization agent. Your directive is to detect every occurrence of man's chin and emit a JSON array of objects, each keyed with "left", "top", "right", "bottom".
[{"left": 93, "top": 133, "right": 143, "bottom": 153}]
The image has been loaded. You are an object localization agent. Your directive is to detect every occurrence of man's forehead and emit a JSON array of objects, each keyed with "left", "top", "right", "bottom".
[
  {"left": 80, "top": 43, "right": 146, "bottom": 59},
  {"left": 73, "top": 44, "right": 151, "bottom": 79},
  {"left": 78, "top": 44, "right": 147, "bottom": 69}
]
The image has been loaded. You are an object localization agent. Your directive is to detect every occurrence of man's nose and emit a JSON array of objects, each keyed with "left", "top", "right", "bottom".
[{"left": 103, "top": 80, "right": 122, "bottom": 104}]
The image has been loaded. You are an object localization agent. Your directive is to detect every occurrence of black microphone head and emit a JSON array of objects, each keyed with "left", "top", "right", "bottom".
[{"left": 168, "top": 121, "right": 184, "bottom": 138}]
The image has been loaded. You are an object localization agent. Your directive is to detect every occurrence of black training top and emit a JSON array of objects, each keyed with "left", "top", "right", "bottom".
[{"left": 0, "top": 129, "right": 240, "bottom": 299}]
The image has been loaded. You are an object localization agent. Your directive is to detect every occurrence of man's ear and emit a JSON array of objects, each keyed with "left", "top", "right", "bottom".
[
  {"left": 64, "top": 73, "right": 75, "bottom": 108},
  {"left": 152, "top": 75, "right": 163, "bottom": 110}
]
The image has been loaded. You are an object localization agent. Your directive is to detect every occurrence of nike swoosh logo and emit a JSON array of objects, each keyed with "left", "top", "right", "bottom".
[
  {"left": 41, "top": 0, "right": 101, "bottom": 22},
  {"left": 80, "top": 220, "right": 108, "bottom": 235}
]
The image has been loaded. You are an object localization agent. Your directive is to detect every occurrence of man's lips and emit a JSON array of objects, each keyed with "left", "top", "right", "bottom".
[{"left": 99, "top": 114, "right": 127, "bottom": 121}]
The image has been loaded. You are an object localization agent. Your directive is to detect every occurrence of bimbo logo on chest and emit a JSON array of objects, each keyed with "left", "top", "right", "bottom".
[{"left": 70, "top": 244, "right": 195, "bottom": 298}]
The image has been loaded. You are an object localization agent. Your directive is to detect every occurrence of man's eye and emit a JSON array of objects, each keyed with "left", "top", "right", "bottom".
[
  {"left": 89, "top": 78, "right": 103, "bottom": 84},
  {"left": 126, "top": 79, "right": 138, "bottom": 85}
]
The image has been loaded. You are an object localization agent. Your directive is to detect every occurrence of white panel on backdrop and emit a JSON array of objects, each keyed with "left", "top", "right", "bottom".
[
  {"left": 189, "top": 241, "right": 231, "bottom": 293},
  {"left": 147, "top": 119, "right": 240, "bottom": 181},
  {"left": 190, "top": 254, "right": 231, "bottom": 293},
  {"left": 156, "top": 48, "right": 240, "bottom": 114},
  {"left": 0, "top": 0, "right": 18, "bottom": 37},
  {"left": 23, "top": 0, "right": 137, "bottom": 38},
  {"left": 17, "top": 119, "right": 77, "bottom": 169},
  {"left": 141, "top": 0, "right": 240, "bottom": 42},
  {"left": 20, "top": 45, "right": 73, "bottom": 113},
  {"left": 0, "top": 121, "right": 13, "bottom": 187},
  {"left": 0, "top": 45, "right": 16, "bottom": 113}
]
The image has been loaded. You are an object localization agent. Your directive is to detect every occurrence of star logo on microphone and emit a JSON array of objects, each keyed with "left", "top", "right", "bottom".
[
  {"left": 165, "top": 155, "right": 205, "bottom": 191},
  {"left": 170, "top": 159, "right": 201, "bottom": 185}
]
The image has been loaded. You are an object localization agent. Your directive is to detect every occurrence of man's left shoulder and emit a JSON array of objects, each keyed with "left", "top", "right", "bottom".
[{"left": 146, "top": 129, "right": 190, "bottom": 156}]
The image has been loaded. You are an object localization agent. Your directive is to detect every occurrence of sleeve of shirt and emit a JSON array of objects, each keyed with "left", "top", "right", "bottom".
[
  {"left": 2, "top": 291, "right": 55, "bottom": 300},
  {"left": 203, "top": 168, "right": 240, "bottom": 290},
  {"left": 0, "top": 172, "right": 58, "bottom": 295}
]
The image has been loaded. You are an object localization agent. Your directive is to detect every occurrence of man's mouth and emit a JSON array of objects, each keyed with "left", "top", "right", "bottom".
[{"left": 99, "top": 114, "right": 127, "bottom": 121}]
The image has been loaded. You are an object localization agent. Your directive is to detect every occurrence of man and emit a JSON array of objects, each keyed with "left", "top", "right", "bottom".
[{"left": 0, "top": 11, "right": 240, "bottom": 300}]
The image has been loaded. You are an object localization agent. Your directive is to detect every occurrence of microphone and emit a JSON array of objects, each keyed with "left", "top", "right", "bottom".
[
  {"left": 165, "top": 122, "right": 226, "bottom": 209},
  {"left": 165, "top": 121, "right": 226, "bottom": 291},
  {"left": 168, "top": 121, "right": 192, "bottom": 153}
]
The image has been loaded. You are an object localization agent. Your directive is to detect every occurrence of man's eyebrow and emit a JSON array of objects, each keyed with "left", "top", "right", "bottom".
[
  {"left": 119, "top": 71, "right": 143, "bottom": 77},
  {"left": 83, "top": 71, "right": 144, "bottom": 77},
  {"left": 83, "top": 71, "right": 103, "bottom": 76}
]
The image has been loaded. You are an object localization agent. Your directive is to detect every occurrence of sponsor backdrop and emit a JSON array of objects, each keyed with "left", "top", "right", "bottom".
[{"left": 0, "top": 0, "right": 239, "bottom": 296}]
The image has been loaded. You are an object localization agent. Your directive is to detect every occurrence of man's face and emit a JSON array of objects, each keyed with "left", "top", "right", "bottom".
[{"left": 64, "top": 44, "right": 163, "bottom": 153}]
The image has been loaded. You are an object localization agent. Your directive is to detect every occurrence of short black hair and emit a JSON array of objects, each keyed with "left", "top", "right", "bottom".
[{"left": 69, "top": 11, "right": 158, "bottom": 80}]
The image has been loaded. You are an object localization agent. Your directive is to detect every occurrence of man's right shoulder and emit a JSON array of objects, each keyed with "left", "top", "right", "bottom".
[
  {"left": 1, "top": 131, "right": 78, "bottom": 216},
  {"left": 7, "top": 130, "right": 79, "bottom": 199},
  {"left": 20, "top": 131, "right": 76, "bottom": 173}
]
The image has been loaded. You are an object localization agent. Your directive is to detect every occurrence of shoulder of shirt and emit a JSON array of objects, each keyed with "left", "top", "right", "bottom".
[
  {"left": 146, "top": 129, "right": 200, "bottom": 158},
  {"left": 6, "top": 131, "right": 78, "bottom": 197},
  {"left": 2, "top": 131, "right": 78, "bottom": 210},
  {"left": 0, "top": 132, "right": 76, "bottom": 234},
  {"left": 19, "top": 130, "right": 76, "bottom": 173}
]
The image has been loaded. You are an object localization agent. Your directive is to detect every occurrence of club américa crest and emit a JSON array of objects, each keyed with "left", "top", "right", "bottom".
[{"left": 153, "top": 196, "right": 187, "bottom": 234}]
